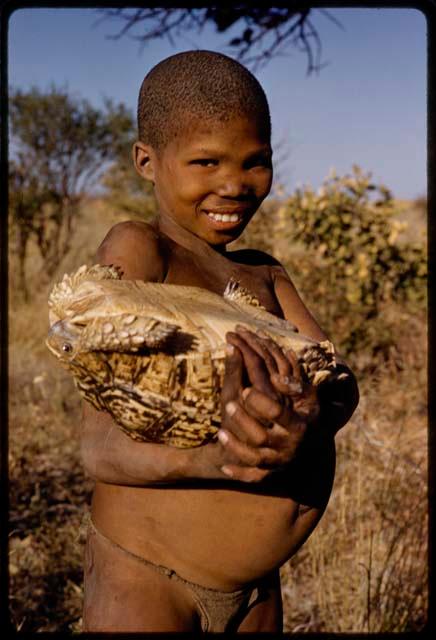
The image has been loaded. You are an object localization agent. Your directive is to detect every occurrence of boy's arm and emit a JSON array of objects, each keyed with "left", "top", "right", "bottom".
[
  {"left": 95, "top": 220, "right": 166, "bottom": 282},
  {"left": 80, "top": 220, "right": 222, "bottom": 484},
  {"left": 212, "top": 258, "right": 359, "bottom": 484},
  {"left": 81, "top": 221, "right": 282, "bottom": 486},
  {"left": 271, "top": 263, "right": 328, "bottom": 341},
  {"left": 81, "top": 336, "right": 319, "bottom": 487},
  {"left": 271, "top": 262, "right": 359, "bottom": 432},
  {"left": 81, "top": 343, "right": 290, "bottom": 485},
  {"left": 81, "top": 402, "right": 232, "bottom": 485}
]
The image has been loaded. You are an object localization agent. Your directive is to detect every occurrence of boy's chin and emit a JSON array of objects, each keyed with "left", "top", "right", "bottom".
[
  {"left": 203, "top": 228, "right": 244, "bottom": 248},
  {"left": 199, "top": 217, "right": 249, "bottom": 246}
]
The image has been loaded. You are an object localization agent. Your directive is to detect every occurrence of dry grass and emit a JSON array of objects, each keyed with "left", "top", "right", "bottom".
[
  {"left": 8, "top": 197, "right": 428, "bottom": 632},
  {"left": 281, "top": 361, "right": 427, "bottom": 632},
  {"left": 7, "top": 197, "right": 120, "bottom": 631}
]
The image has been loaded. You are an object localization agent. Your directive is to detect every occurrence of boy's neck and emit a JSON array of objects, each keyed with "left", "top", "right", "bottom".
[{"left": 156, "top": 214, "right": 228, "bottom": 257}]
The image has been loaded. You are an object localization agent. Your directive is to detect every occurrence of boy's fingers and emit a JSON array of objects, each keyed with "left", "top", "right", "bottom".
[
  {"left": 218, "top": 419, "right": 305, "bottom": 477},
  {"left": 226, "top": 332, "right": 277, "bottom": 398},
  {"left": 234, "top": 327, "right": 304, "bottom": 386},
  {"left": 233, "top": 326, "right": 279, "bottom": 377},
  {"left": 284, "top": 349, "right": 302, "bottom": 382},
  {"left": 243, "top": 385, "right": 314, "bottom": 441},
  {"left": 270, "top": 373, "right": 303, "bottom": 396},
  {"left": 241, "top": 386, "right": 290, "bottom": 427},
  {"left": 221, "top": 464, "right": 270, "bottom": 483},
  {"left": 221, "top": 343, "right": 244, "bottom": 409},
  {"left": 224, "top": 399, "right": 273, "bottom": 447},
  {"left": 218, "top": 427, "right": 279, "bottom": 469},
  {"left": 257, "top": 333, "right": 295, "bottom": 378},
  {"left": 292, "top": 386, "right": 320, "bottom": 422},
  {"left": 270, "top": 374, "right": 320, "bottom": 423},
  {"left": 238, "top": 326, "right": 296, "bottom": 379}
]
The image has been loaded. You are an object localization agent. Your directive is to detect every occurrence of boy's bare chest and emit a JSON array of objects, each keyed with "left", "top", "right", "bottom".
[{"left": 162, "top": 244, "right": 284, "bottom": 318}]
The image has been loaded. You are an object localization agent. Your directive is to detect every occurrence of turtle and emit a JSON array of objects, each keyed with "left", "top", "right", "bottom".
[{"left": 46, "top": 264, "right": 348, "bottom": 448}]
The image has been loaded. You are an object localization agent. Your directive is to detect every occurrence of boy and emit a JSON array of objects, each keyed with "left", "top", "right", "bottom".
[{"left": 81, "top": 50, "right": 358, "bottom": 632}]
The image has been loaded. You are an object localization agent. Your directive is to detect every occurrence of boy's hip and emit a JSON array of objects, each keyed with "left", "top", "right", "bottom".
[{"left": 84, "top": 518, "right": 275, "bottom": 633}]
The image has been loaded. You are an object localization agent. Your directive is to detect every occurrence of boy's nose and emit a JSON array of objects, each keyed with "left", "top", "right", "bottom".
[{"left": 216, "top": 173, "right": 250, "bottom": 198}]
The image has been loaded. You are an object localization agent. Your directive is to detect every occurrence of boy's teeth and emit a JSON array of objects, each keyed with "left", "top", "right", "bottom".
[{"left": 207, "top": 212, "right": 240, "bottom": 222}]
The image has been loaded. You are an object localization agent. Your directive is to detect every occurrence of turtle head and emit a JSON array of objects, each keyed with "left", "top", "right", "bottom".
[{"left": 46, "top": 320, "right": 83, "bottom": 362}]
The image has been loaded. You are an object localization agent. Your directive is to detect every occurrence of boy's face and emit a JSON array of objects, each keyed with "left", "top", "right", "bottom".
[{"left": 134, "top": 115, "right": 273, "bottom": 247}]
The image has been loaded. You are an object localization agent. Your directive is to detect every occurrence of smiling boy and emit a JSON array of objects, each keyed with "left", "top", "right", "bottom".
[{"left": 81, "top": 51, "right": 358, "bottom": 632}]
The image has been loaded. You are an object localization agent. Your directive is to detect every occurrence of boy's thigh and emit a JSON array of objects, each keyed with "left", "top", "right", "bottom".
[
  {"left": 235, "top": 570, "right": 283, "bottom": 632},
  {"left": 82, "top": 526, "right": 200, "bottom": 632}
]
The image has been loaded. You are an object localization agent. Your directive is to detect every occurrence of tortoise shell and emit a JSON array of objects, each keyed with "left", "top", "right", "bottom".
[{"left": 46, "top": 264, "right": 344, "bottom": 447}]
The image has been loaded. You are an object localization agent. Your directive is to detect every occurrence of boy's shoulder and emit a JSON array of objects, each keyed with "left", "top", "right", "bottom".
[
  {"left": 100, "top": 219, "right": 159, "bottom": 243},
  {"left": 230, "top": 249, "right": 292, "bottom": 283},
  {"left": 96, "top": 220, "right": 166, "bottom": 281}
]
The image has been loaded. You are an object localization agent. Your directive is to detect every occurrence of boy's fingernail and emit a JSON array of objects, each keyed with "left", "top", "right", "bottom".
[
  {"left": 235, "top": 324, "right": 249, "bottom": 332},
  {"left": 221, "top": 465, "right": 233, "bottom": 477},
  {"left": 256, "top": 329, "right": 269, "bottom": 338},
  {"left": 225, "top": 344, "right": 235, "bottom": 356},
  {"left": 225, "top": 402, "right": 237, "bottom": 416},
  {"left": 242, "top": 387, "right": 251, "bottom": 401},
  {"left": 289, "top": 381, "right": 303, "bottom": 394},
  {"left": 218, "top": 430, "right": 229, "bottom": 444}
]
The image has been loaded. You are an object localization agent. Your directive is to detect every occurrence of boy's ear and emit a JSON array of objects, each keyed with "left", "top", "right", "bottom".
[{"left": 132, "top": 141, "right": 155, "bottom": 183}]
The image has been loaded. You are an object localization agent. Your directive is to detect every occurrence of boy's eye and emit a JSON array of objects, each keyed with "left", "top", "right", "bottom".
[
  {"left": 190, "top": 159, "right": 218, "bottom": 167},
  {"left": 246, "top": 155, "right": 272, "bottom": 170}
]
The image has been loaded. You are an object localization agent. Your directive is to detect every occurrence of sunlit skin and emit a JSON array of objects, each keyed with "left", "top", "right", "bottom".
[
  {"left": 81, "top": 114, "right": 359, "bottom": 632},
  {"left": 132, "top": 115, "right": 273, "bottom": 251}
]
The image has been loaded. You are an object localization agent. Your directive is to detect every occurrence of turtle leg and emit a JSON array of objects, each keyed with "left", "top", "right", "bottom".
[{"left": 79, "top": 315, "right": 180, "bottom": 352}]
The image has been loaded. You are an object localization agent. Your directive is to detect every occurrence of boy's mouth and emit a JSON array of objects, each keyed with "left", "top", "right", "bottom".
[
  {"left": 203, "top": 208, "right": 250, "bottom": 227},
  {"left": 206, "top": 211, "right": 241, "bottom": 223}
]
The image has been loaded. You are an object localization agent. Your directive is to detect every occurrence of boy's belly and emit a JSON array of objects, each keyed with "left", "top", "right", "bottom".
[{"left": 91, "top": 481, "right": 325, "bottom": 590}]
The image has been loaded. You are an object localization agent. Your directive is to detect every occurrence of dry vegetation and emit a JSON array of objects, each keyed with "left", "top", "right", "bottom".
[{"left": 8, "top": 193, "right": 427, "bottom": 632}]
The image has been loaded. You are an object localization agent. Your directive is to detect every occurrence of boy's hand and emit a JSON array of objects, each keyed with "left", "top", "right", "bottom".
[{"left": 217, "top": 327, "right": 320, "bottom": 483}]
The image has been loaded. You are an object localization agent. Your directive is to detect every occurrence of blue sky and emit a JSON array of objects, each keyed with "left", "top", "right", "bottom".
[{"left": 8, "top": 7, "right": 427, "bottom": 200}]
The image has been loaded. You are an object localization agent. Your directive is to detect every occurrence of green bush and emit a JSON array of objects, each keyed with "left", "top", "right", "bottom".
[
  {"left": 238, "top": 166, "right": 427, "bottom": 369},
  {"left": 278, "top": 166, "right": 426, "bottom": 314},
  {"left": 9, "top": 86, "right": 135, "bottom": 293},
  {"left": 101, "top": 149, "right": 157, "bottom": 220}
]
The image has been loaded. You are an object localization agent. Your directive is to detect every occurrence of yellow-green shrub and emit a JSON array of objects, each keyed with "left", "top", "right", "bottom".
[
  {"left": 238, "top": 167, "right": 426, "bottom": 369},
  {"left": 278, "top": 166, "right": 426, "bottom": 314}
]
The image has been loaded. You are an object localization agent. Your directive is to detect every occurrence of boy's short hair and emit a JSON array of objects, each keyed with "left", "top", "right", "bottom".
[{"left": 137, "top": 50, "right": 271, "bottom": 151}]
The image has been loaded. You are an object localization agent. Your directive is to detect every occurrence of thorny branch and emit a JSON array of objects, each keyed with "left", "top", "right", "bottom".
[{"left": 95, "top": 7, "right": 342, "bottom": 74}]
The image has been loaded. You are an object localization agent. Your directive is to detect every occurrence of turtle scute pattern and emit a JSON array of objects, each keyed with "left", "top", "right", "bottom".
[{"left": 46, "top": 264, "right": 347, "bottom": 448}]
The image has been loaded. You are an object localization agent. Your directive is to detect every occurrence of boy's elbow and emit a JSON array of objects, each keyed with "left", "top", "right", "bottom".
[
  {"left": 80, "top": 403, "right": 133, "bottom": 484},
  {"left": 80, "top": 434, "right": 108, "bottom": 482},
  {"left": 80, "top": 417, "right": 179, "bottom": 486},
  {"left": 81, "top": 437, "right": 131, "bottom": 484},
  {"left": 336, "top": 367, "right": 359, "bottom": 431},
  {"left": 80, "top": 419, "right": 121, "bottom": 483},
  {"left": 317, "top": 365, "right": 359, "bottom": 435}
]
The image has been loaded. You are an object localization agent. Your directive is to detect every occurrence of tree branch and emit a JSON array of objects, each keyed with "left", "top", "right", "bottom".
[{"left": 95, "top": 7, "right": 341, "bottom": 75}]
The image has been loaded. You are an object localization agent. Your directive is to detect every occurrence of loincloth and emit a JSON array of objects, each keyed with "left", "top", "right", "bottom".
[{"left": 87, "top": 518, "right": 266, "bottom": 632}]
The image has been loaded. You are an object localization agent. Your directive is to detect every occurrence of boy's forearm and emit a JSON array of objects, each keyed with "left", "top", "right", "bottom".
[
  {"left": 82, "top": 431, "right": 190, "bottom": 486},
  {"left": 81, "top": 410, "right": 224, "bottom": 486}
]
